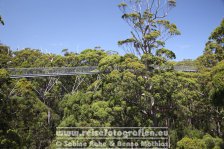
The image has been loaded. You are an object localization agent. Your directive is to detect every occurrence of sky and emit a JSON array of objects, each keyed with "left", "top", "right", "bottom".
[{"left": 0, "top": 0, "right": 223, "bottom": 61}]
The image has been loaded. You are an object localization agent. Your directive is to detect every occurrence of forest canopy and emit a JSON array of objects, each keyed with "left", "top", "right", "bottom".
[{"left": 0, "top": 0, "right": 224, "bottom": 149}]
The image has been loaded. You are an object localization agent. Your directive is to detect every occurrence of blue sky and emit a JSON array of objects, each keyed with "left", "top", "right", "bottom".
[{"left": 0, "top": 0, "right": 223, "bottom": 61}]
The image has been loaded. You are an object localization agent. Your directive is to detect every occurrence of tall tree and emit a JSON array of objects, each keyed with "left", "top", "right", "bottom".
[
  {"left": 0, "top": 45, "right": 12, "bottom": 68},
  {"left": 210, "top": 61, "right": 224, "bottom": 137},
  {"left": 118, "top": 0, "right": 180, "bottom": 58},
  {"left": 197, "top": 19, "right": 224, "bottom": 68}
]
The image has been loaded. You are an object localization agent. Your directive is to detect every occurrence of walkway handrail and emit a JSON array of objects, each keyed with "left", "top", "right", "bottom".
[
  {"left": 7, "top": 65, "right": 198, "bottom": 78},
  {"left": 7, "top": 66, "right": 99, "bottom": 78}
]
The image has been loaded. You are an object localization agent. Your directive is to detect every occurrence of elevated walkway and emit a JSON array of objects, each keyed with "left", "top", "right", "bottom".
[
  {"left": 8, "top": 66, "right": 99, "bottom": 78},
  {"left": 7, "top": 65, "right": 198, "bottom": 78}
]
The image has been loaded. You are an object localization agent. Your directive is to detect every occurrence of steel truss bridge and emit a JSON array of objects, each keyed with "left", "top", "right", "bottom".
[{"left": 7, "top": 65, "right": 198, "bottom": 78}]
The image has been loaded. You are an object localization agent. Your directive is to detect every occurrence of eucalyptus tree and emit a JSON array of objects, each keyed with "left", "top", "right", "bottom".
[
  {"left": 176, "top": 134, "right": 223, "bottom": 149},
  {"left": 0, "top": 45, "right": 12, "bottom": 68},
  {"left": 118, "top": 0, "right": 180, "bottom": 63},
  {"left": 198, "top": 19, "right": 224, "bottom": 68},
  {"left": 210, "top": 61, "right": 224, "bottom": 137}
]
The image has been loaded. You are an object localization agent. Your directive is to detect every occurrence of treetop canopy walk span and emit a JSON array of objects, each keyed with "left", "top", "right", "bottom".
[
  {"left": 7, "top": 65, "right": 198, "bottom": 78},
  {"left": 8, "top": 66, "right": 99, "bottom": 78},
  {"left": 173, "top": 65, "right": 198, "bottom": 72},
  {"left": 157, "top": 65, "right": 198, "bottom": 72}
]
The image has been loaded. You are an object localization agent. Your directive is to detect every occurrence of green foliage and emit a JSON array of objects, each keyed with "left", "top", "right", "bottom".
[
  {"left": 183, "top": 128, "right": 204, "bottom": 139},
  {"left": 118, "top": 2, "right": 127, "bottom": 8},
  {"left": 202, "top": 134, "right": 224, "bottom": 149},
  {"left": 156, "top": 48, "right": 176, "bottom": 59},
  {"left": 0, "top": 43, "right": 223, "bottom": 148},
  {"left": 0, "top": 45, "right": 12, "bottom": 68},
  {"left": 197, "top": 19, "right": 224, "bottom": 67},
  {"left": 210, "top": 61, "right": 224, "bottom": 106},
  {"left": 177, "top": 137, "right": 206, "bottom": 149},
  {"left": 177, "top": 134, "right": 224, "bottom": 149},
  {"left": 79, "top": 49, "right": 107, "bottom": 66},
  {"left": 0, "top": 129, "right": 21, "bottom": 149},
  {"left": 0, "top": 7, "right": 224, "bottom": 149},
  {"left": 0, "top": 69, "right": 9, "bottom": 80},
  {"left": 99, "top": 54, "right": 121, "bottom": 72},
  {"left": 12, "top": 48, "right": 43, "bottom": 67},
  {"left": 59, "top": 91, "right": 113, "bottom": 127},
  {"left": 118, "top": 0, "right": 180, "bottom": 59},
  {"left": 175, "top": 59, "right": 197, "bottom": 66}
]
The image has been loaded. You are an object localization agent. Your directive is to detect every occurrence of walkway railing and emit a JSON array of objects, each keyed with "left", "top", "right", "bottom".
[
  {"left": 7, "top": 66, "right": 99, "bottom": 78},
  {"left": 7, "top": 65, "right": 198, "bottom": 78}
]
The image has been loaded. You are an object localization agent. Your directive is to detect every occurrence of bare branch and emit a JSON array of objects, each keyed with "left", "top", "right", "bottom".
[{"left": 150, "top": 0, "right": 155, "bottom": 13}]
